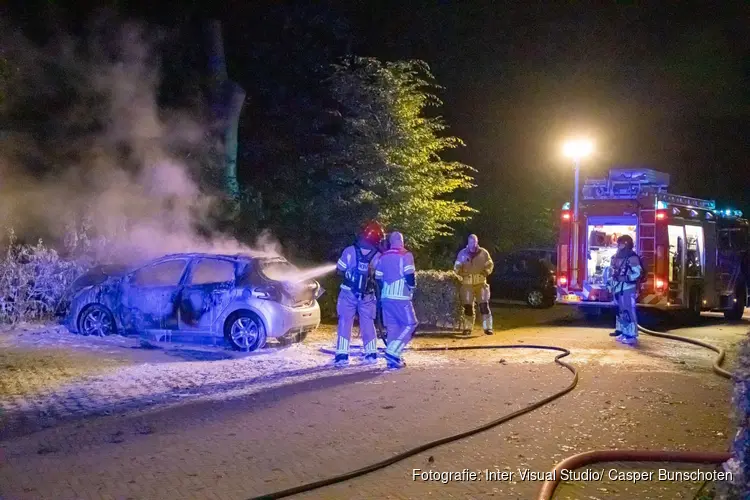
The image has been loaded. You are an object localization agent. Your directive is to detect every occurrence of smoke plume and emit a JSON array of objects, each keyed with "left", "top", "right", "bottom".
[{"left": 0, "top": 16, "right": 286, "bottom": 265}]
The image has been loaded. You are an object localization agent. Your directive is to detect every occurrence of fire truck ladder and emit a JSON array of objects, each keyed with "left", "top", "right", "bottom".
[{"left": 638, "top": 206, "right": 657, "bottom": 289}]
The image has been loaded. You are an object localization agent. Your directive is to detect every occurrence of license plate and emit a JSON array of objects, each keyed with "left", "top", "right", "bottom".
[{"left": 562, "top": 294, "right": 581, "bottom": 302}]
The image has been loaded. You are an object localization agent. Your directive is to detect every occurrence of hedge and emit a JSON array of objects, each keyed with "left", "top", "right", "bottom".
[
  {"left": 0, "top": 233, "right": 87, "bottom": 325},
  {"left": 317, "top": 270, "right": 463, "bottom": 330}
]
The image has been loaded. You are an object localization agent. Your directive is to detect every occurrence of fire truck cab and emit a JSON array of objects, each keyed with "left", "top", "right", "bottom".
[{"left": 556, "top": 168, "right": 749, "bottom": 320}]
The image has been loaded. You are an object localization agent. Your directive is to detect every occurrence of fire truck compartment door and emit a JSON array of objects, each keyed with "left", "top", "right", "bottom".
[
  {"left": 702, "top": 222, "right": 718, "bottom": 308},
  {"left": 585, "top": 216, "right": 638, "bottom": 285}
]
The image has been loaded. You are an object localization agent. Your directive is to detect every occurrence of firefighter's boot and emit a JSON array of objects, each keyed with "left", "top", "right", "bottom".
[
  {"left": 385, "top": 352, "right": 405, "bottom": 369},
  {"left": 480, "top": 302, "right": 493, "bottom": 335},
  {"left": 462, "top": 305, "right": 473, "bottom": 335},
  {"left": 334, "top": 353, "right": 349, "bottom": 367}
]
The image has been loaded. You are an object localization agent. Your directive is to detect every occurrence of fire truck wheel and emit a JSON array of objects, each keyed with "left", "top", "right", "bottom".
[
  {"left": 724, "top": 281, "right": 747, "bottom": 321},
  {"left": 687, "top": 288, "right": 702, "bottom": 322}
]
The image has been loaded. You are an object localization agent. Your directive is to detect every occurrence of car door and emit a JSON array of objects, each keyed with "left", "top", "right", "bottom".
[
  {"left": 120, "top": 259, "right": 189, "bottom": 332},
  {"left": 492, "top": 257, "right": 518, "bottom": 301},
  {"left": 178, "top": 257, "right": 237, "bottom": 333}
]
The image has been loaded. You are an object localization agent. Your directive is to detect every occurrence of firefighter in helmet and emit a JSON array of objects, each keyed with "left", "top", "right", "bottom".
[
  {"left": 454, "top": 234, "right": 495, "bottom": 335},
  {"left": 608, "top": 234, "right": 643, "bottom": 345},
  {"left": 334, "top": 221, "right": 386, "bottom": 366},
  {"left": 375, "top": 231, "right": 418, "bottom": 369}
]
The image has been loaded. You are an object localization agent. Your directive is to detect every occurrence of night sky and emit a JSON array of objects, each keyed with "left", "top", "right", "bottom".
[
  {"left": 339, "top": 1, "right": 750, "bottom": 213},
  {"left": 5, "top": 1, "right": 750, "bottom": 215}
]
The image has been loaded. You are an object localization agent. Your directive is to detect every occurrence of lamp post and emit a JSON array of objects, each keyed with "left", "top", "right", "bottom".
[{"left": 563, "top": 139, "right": 594, "bottom": 287}]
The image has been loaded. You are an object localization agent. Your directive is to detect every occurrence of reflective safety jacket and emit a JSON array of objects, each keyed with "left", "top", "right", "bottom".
[
  {"left": 374, "top": 248, "right": 416, "bottom": 301},
  {"left": 336, "top": 245, "right": 380, "bottom": 297},
  {"left": 454, "top": 247, "right": 494, "bottom": 286}
]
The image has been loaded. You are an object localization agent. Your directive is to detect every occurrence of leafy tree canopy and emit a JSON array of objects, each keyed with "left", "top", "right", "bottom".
[
  {"left": 242, "top": 55, "right": 477, "bottom": 260},
  {"left": 327, "top": 57, "right": 476, "bottom": 250}
]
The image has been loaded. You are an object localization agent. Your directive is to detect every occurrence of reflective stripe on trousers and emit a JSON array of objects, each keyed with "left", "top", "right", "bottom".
[
  {"left": 615, "top": 289, "right": 637, "bottom": 337},
  {"left": 382, "top": 299, "right": 418, "bottom": 359},
  {"left": 336, "top": 290, "right": 378, "bottom": 354}
]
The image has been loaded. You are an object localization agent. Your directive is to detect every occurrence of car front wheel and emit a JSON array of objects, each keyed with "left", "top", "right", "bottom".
[
  {"left": 224, "top": 311, "right": 267, "bottom": 352},
  {"left": 78, "top": 304, "right": 117, "bottom": 336}
]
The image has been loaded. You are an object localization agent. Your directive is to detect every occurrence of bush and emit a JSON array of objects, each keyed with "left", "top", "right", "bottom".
[
  {"left": 0, "top": 230, "right": 88, "bottom": 325},
  {"left": 316, "top": 269, "right": 463, "bottom": 330},
  {"left": 412, "top": 270, "right": 462, "bottom": 330},
  {"left": 317, "top": 273, "right": 340, "bottom": 322}
]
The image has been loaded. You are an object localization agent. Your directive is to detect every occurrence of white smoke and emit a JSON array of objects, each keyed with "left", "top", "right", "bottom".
[{"left": 0, "top": 17, "right": 293, "bottom": 265}]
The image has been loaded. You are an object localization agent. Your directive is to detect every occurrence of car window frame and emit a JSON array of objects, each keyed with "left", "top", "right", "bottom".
[
  {"left": 187, "top": 257, "right": 238, "bottom": 286},
  {"left": 130, "top": 258, "right": 190, "bottom": 288}
]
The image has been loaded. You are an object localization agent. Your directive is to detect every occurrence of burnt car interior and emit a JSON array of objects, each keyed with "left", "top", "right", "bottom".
[{"left": 122, "top": 257, "right": 247, "bottom": 331}]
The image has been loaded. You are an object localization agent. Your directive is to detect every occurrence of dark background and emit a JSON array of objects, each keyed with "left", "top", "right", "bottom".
[{"left": 4, "top": 0, "right": 749, "bottom": 249}]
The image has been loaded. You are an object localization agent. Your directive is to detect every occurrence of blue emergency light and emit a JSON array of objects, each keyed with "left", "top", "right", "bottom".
[
  {"left": 656, "top": 201, "right": 668, "bottom": 209},
  {"left": 562, "top": 202, "right": 571, "bottom": 210},
  {"left": 714, "top": 209, "right": 744, "bottom": 218}
]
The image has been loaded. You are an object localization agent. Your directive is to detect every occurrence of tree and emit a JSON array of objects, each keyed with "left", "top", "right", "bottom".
[
  {"left": 204, "top": 20, "right": 245, "bottom": 200},
  {"left": 324, "top": 57, "right": 476, "bottom": 250}
]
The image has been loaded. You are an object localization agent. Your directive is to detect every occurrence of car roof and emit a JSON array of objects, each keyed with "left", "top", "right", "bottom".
[{"left": 157, "top": 252, "right": 284, "bottom": 262}]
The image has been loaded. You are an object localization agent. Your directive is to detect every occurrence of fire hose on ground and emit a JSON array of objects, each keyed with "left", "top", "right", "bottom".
[
  {"left": 248, "top": 324, "right": 733, "bottom": 500},
  {"left": 537, "top": 324, "right": 732, "bottom": 500}
]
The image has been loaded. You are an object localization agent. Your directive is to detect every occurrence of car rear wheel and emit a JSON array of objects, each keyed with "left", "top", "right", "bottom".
[
  {"left": 527, "top": 289, "right": 552, "bottom": 308},
  {"left": 78, "top": 304, "right": 117, "bottom": 337},
  {"left": 224, "top": 311, "right": 267, "bottom": 352}
]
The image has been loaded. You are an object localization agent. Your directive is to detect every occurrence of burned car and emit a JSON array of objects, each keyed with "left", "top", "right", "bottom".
[{"left": 58, "top": 253, "right": 323, "bottom": 351}]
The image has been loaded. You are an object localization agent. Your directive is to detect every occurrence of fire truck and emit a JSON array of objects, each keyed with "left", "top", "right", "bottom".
[{"left": 556, "top": 168, "right": 749, "bottom": 320}]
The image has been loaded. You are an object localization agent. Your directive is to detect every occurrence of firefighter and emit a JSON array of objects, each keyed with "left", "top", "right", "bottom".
[
  {"left": 454, "top": 234, "right": 495, "bottom": 335},
  {"left": 334, "top": 221, "right": 385, "bottom": 366},
  {"left": 375, "top": 231, "right": 418, "bottom": 369},
  {"left": 608, "top": 234, "right": 643, "bottom": 345}
]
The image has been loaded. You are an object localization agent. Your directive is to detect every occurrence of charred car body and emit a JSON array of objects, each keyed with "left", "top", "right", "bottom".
[{"left": 57, "top": 253, "right": 323, "bottom": 351}]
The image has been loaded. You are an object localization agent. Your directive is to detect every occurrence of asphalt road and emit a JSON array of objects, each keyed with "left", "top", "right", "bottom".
[{"left": 0, "top": 305, "right": 746, "bottom": 499}]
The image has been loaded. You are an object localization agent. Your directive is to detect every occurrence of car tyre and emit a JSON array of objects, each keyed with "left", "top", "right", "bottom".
[
  {"left": 687, "top": 287, "right": 702, "bottom": 323},
  {"left": 724, "top": 281, "right": 747, "bottom": 321},
  {"left": 526, "top": 289, "right": 548, "bottom": 309},
  {"left": 224, "top": 310, "right": 267, "bottom": 352},
  {"left": 78, "top": 304, "right": 117, "bottom": 337}
]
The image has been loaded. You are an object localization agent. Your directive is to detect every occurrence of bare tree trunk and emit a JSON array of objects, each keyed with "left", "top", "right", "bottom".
[{"left": 206, "top": 20, "right": 245, "bottom": 199}]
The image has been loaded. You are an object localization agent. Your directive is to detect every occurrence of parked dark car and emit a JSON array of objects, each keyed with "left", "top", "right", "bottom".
[
  {"left": 489, "top": 253, "right": 556, "bottom": 308},
  {"left": 513, "top": 247, "right": 557, "bottom": 266},
  {"left": 57, "top": 253, "right": 323, "bottom": 351}
]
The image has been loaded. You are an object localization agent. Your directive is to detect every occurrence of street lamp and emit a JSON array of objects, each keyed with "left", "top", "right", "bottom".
[{"left": 562, "top": 138, "right": 594, "bottom": 287}]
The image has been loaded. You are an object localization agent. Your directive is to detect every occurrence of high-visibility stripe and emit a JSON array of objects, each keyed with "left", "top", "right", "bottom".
[
  {"left": 364, "top": 339, "right": 377, "bottom": 355},
  {"left": 386, "top": 340, "right": 403, "bottom": 357},
  {"left": 381, "top": 279, "right": 411, "bottom": 299},
  {"left": 336, "top": 337, "right": 350, "bottom": 354}
]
